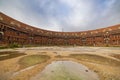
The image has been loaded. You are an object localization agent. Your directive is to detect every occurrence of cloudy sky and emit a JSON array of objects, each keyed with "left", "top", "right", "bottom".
[{"left": 0, "top": 0, "right": 120, "bottom": 32}]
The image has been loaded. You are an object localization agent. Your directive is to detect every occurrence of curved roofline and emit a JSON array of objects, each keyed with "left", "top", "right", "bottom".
[{"left": 0, "top": 12, "right": 120, "bottom": 34}]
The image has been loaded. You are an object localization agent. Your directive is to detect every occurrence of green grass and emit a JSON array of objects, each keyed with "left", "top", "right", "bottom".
[
  {"left": 0, "top": 46, "right": 8, "bottom": 49},
  {"left": 19, "top": 55, "right": 50, "bottom": 68}
]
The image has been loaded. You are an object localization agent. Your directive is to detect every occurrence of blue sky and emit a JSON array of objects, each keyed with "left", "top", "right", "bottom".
[{"left": 0, "top": 0, "right": 120, "bottom": 32}]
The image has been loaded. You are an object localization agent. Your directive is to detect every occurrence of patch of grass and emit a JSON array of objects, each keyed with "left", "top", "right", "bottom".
[
  {"left": 70, "top": 54, "right": 120, "bottom": 66},
  {"left": 9, "top": 43, "right": 21, "bottom": 48},
  {"left": 19, "top": 55, "right": 50, "bottom": 68},
  {"left": 0, "top": 46, "right": 8, "bottom": 49}
]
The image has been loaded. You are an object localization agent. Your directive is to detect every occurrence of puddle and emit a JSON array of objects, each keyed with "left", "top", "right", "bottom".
[{"left": 30, "top": 61, "right": 99, "bottom": 80}]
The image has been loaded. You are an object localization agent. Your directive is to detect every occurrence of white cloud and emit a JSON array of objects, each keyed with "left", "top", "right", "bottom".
[{"left": 0, "top": 0, "right": 120, "bottom": 32}]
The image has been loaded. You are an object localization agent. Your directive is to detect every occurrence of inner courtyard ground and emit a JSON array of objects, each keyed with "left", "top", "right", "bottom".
[{"left": 0, "top": 47, "right": 120, "bottom": 80}]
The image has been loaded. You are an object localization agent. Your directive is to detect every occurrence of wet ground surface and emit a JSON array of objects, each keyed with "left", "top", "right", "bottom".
[
  {"left": 30, "top": 61, "right": 99, "bottom": 80},
  {"left": 0, "top": 47, "right": 120, "bottom": 80},
  {"left": 110, "top": 54, "right": 120, "bottom": 60},
  {"left": 70, "top": 54, "right": 120, "bottom": 66},
  {"left": 0, "top": 51, "right": 25, "bottom": 61}
]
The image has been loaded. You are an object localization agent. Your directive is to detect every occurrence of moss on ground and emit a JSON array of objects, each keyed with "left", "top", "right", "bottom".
[
  {"left": 69, "top": 54, "right": 120, "bottom": 66},
  {"left": 19, "top": 55, "right": 50, "bottom": 69}
]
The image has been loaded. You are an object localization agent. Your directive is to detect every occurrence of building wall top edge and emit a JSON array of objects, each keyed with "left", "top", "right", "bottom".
[{"left": 0, "top": 12, "right": 120, "bottom": 35}]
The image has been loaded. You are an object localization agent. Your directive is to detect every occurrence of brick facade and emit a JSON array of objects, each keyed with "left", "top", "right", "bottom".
[{"left": 0, "top": 12, "right": 120, "bottom": 46}]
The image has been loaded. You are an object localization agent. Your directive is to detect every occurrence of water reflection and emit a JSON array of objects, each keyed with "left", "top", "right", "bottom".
[{"left": 31, "top": 61, "right": 99, "bottom": 80}]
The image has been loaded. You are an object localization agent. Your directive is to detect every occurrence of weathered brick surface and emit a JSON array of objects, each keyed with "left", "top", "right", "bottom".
[{"left": 0, "top": 12, "right": 120, "bottom": 46}]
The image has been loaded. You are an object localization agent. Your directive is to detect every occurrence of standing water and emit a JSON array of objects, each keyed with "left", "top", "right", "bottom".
[{"left": 30, "top": 61, "right": 99, "bottom": 80}]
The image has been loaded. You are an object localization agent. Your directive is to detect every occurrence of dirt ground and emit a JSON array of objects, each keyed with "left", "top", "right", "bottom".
[{"left": 0, "top": 47, "right": 120, "bottom": 80}]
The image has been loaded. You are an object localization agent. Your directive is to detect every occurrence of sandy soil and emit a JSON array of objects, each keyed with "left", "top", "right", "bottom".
[{"left": 0, "top": 47, "right": 120, "bottom": 80}]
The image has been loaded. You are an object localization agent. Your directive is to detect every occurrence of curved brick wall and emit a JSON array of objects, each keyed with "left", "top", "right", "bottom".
[{"left": 0, "top": 12, "right": 120, "bottom": 46}]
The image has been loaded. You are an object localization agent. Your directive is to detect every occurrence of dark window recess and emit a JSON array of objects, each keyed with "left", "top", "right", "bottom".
[
  {"left": 0, "top": 33, "right": 2, "bottom": 40},
  {"left": 17, "top": 32, "right": 20, "bottom": 36}
]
